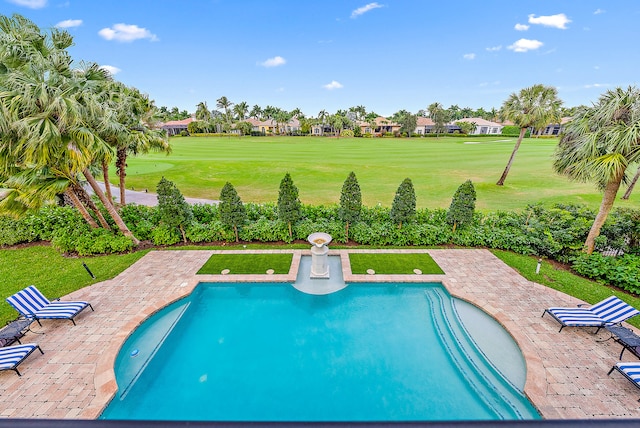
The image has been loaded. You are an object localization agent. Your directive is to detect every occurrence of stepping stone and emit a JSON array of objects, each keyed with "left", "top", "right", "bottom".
[
  {"left": 266, "top": 269, "right": 274, "bottom": 275},
  {"left": 414, "top": 269, "right": 422, "bottom": 275},
  {"left": 221, "top": 269, "right": 230, "bottom": 275},
  {"left": 367, "top": 269, "right": 375, "bottom": 275}
]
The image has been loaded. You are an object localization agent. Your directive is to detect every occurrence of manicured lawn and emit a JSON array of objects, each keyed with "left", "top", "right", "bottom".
[
  {"left": 197, "top": 253, "right": 293, "bottom": 275},
  {"left": 349, "top": 253, "right": 444, "bottom": 275},
  {"left": 0, "top": 245, "right": 149, "bottom": 324},
  {"left": 112, "top": 136, "right": 640, "bottom": 211}
]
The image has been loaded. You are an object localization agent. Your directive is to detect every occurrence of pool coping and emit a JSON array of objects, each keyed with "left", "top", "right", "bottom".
[{"left": 1, "top": 248, "right": 639, "bottom": 419}]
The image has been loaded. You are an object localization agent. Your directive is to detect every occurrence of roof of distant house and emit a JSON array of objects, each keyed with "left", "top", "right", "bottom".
[{"left": 161, "top": 118, "right": 194, "bottom": 127}]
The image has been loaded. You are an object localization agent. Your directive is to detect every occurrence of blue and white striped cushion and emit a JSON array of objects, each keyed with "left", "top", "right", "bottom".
[
  {"left": 616, "top": 362, "right": 640, "bottom": 386},
  {"left": 591, "top": 296, "right": 640, "bottom": 324},
  {"left": 0, "top": 344, "right": 38, "bottom": 372},
  {"left": 546, "top": 307, "right": 605, "bottom": 327},
  {"left": 6, "top": 285, "right": 89, "bottom": 320}
]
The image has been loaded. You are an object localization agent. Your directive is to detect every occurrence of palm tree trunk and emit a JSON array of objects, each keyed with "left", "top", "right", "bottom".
[
  {"left": 65, "top": 188, "right": 99, "bottom": 228},
  {"left": 622, "top": 167, "right": 640, "bottom": 200},
  {"left": 102, "top": 160, "right": 113, "bottom": 204},
  {"left": 584, "top": 175, "right": 623, "bottom": 254},
  {"left": 83, "top": 168, "right": 140, "bottom": 245},
  {"left": 74, "top": 183, "right": 111, "bottom": 230},
  {"left": 496, "top": 127, "right": 526, "bottom": 185},
  {"left": 117, "top": 147, "right": 127, "bottom": 205}
]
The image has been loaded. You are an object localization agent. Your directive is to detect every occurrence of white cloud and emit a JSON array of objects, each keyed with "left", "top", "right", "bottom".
[
  {"left": 528, "top": 13, "right": 571, "bottom": 29},
  {"left": 55, "top": 19, "right": 82, "bottom": 28},
  {"left": 486, "top": 45, "right": 502, "bottom": 52},
  {"left": 351, "top": 2, "right": 383, "bottom": 18},
  {"left": 98, "top": 23, "right": 158, "bottom": 42},
  {"left": 323, "top": 80, "right": 343, "bottom": 90},
  {"left": 259, "top": 56, "right": 286, "bottom": 67},
  {"left": 507, "top": 38, "right": 543, "bottom": 53},
  {"left": 584, "top": 83, "right": 610, "bottom": 88},
  {"left": 100, "top": 65, "right": 121, "bottom": 76},
  {"left": 594, "top": 9, "right": 605, "bottom": 15},
  {"left": 6, "top": 0, "right": 46, "bottom": 8},
  {"left": 514, "top": 23, "right": 529, "bottom": 31},
  {"left": 463, "top": 53, "right": 475, "bottom": 60}
]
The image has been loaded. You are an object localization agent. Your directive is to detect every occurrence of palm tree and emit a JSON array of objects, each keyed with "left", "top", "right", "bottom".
[
  {"left": 0, "top": 14, "right": 140, "bottom": 244},
  {"left": 249, "top": 104, "right": 262, "bottom": 119},
  {"left": 553, "top": 86, "right": 640, "bottom": 254},
  {"left": 496, "top": 84, "right": 562, "bottom": 185},
  {"left": 233, "top": 101, "right": 249, "bottom": 121},
  {"left": 195, "top": 101, "right": 212, "bottom": 121},
  {"left": 216, "top": 96, "right": 234, "bottom": 132},
  {"left": 428, "top": 102, "right": 450, "bottom": 137}
]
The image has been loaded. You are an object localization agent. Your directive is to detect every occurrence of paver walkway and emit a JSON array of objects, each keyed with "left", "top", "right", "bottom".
[{"left": 1, "top": 249, "right": 640, "bottom": 419}]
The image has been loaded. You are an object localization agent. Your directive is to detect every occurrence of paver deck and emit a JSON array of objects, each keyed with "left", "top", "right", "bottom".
[{"left": 1, "top": 249, "right": 640, "bottom": 419}]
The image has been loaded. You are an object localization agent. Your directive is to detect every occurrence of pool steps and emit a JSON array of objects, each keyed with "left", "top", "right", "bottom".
[{"left": 425, "top": 288, "right": 539, "bottom": 419}]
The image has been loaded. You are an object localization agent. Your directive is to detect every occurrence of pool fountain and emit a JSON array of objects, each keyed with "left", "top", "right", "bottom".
[{"left": 307, "top": 232, "right": 332, "bottom": 279}]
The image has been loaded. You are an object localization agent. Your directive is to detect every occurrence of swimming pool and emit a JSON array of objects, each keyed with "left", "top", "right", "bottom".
[{"left": 101, "top": 282, "right": 539, "bottom": 421}]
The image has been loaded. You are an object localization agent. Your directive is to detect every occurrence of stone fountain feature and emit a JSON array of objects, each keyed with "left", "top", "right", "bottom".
[{"left": 307, "top": 232, "right": 332, "bottom": 279}]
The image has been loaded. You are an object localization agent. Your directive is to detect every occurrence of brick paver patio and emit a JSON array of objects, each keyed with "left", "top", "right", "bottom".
[{"left": 1, "top": 249, "right": 640, "bottom": 419}]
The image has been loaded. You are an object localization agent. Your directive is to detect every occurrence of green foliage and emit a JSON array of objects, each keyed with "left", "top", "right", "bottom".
[
  {"left": 151, "top": 224, "right": 181, "bottom": 246},
  {"left": 390, "top": 178, "right": 416, "bottom": 228},
  {"left": 277, "top": 173, "right": 301, "bottom": 240},
  {"left": 185, "top": 221, "right": 229, "bottom": 243},
  {"left": 156, "top": 177, "right": 193, "bottom": 242},
  {"left": 572, "top": 253, "right": 640, "bottom": 294},
  {"left": 219, "top": 182, "right": 247, "bottom": 242},
  {"left": 340, "top": 129, "right": 355, "bottom": 138},
  {"left": 501, "top": 126, "right": 531, "bottom": 137},
  {"left": 338, "top": 172, "right": 362, "bottom": 241},
  {"left": 447, "top": 180, "right": 477, "bottom": 230}
]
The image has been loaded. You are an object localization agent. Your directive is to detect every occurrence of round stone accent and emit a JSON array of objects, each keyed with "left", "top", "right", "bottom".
[
  {"left": 366, "top": 269, "right": 375, "bottom": 275},
  {"left": 221, "top": 269, "right": 230, "bottom": 275},
  {"left": 266, "top": 269, "right": 275, "bottom": 275},
  {"left": 413, "top": 268, "right": 422, "bottom": 275}
]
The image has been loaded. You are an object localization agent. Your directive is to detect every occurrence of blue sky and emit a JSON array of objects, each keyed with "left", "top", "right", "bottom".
[{"left": 2, "top": 0, "right": 639, "bottom": 117}]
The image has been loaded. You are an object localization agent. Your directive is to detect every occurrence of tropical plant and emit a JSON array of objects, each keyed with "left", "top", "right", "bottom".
[
  {"left": 553, "top": 86, "right": 640, "bottom": 254},
  {"left": 428, "top": 102, "right": 450, "bottom": 137},
  {"left": 390, "top": 178, "right": 416, "bottom": 228},
  {"left": 0, "top": 13, "right": 139, "bottom": 244},
  {"left": 196, "top": 101, "right": 212, "bottom": 121},
  {"left": 277, "top": 173, "right": 301, "bottom": 240},
  {"left": 338, "top": 172, "right": 362, "bottom": 241},
  {"left": 497, "top": 84, "right": 562, "bottom": 185},
  {"left": 219, "top": 182, "right": 246, "bottom": 243},
  {"left": 447, "top": 180, "right": 476, "bottom": 232},
  {"left": 156, "top": 177, "right": 193, "bottom": 243}
]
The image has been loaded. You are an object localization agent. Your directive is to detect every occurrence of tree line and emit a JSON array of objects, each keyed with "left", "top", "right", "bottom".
[{"left": 2, "top": 13, "right": 640, "bottom": 258}]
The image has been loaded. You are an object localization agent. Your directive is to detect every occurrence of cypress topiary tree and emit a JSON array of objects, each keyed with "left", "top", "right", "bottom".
[
  {"left": 338, "top": 171, "right": 362, "bottom": 241},
  {"left": 156, "top": 176, "right": 193, "bottom": 243},
  {"left": 277, "top": 172, "right": 301, "bottom": 240},
  {"left": 219, "top": 182, "right": 246, "bottom": 242},
  {"left": 390, "top": 177, "right": 416, "bottom": 229},
  {"left": 447, "top": 179, "right": 477, "bottom": 232}
]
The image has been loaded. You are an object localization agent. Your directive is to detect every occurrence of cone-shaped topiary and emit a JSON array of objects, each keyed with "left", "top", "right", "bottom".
[
  {"left": 277, "top": 172, "right": 301, "bottom": 240},
  {"left": 339, "top": 171, "right": 362, "bottom": 241},
  {"left": 156, "top": 176, "right": 193, "bottom": 243},
  {"left": 447, "top": 179, "right": 476, "bottom": 232},
  {"left": 219, "top": 182, "right": 246, "bottom": 242},
  {"left": 390, "top": 177, "right": 416, "bottom": 229}
]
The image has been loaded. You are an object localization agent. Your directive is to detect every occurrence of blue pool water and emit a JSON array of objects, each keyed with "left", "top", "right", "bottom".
[{"left": 101, "top": 282, "right": 539, "bottom": 421}]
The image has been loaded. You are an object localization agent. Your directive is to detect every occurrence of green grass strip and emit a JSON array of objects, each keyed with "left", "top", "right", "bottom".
[
  {"left": 349, "top": 253, "right": 444, "bottom": 275},
  {"left": 0, "top": 245, "right": 148, "bottom": 325},
  {"left": 197, "top": 253, "right": 293, "bottom": 275},
  {"left": 491, "top": 249, "right": 640, "bottom": 329}
]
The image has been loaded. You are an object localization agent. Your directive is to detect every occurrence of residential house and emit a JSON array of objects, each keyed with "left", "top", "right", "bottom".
[
  {"left": 414, "top": 116, "right": 435, "bottom": 135},
  {"left": 357, "top": 116, "right": 401, "bottom": 136},
  {"left": 539, "top": 117, "right": 571, "bottom": 136},
  {"left": 161, "top": 118, "right": 194, "bottom": 136},
  {"left": 247, "top": 118, "right": 301, "bottom": 135},
  {"left": 455, "top": 118, "right": 503, "bottom": 135}
]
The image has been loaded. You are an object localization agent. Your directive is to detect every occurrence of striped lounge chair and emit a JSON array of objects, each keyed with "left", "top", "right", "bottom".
[
  {"left": 6, "top": 285, "right": 93, "bottom": 326},
  {"left": 0, "top": 343, "right": 43, "bottom": 376},
  {"left": 542, "top": 296, "right": 639, "bottom": 333},
  {"left": 609, "top": 362, "right": 640, "bottom": 399}
]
